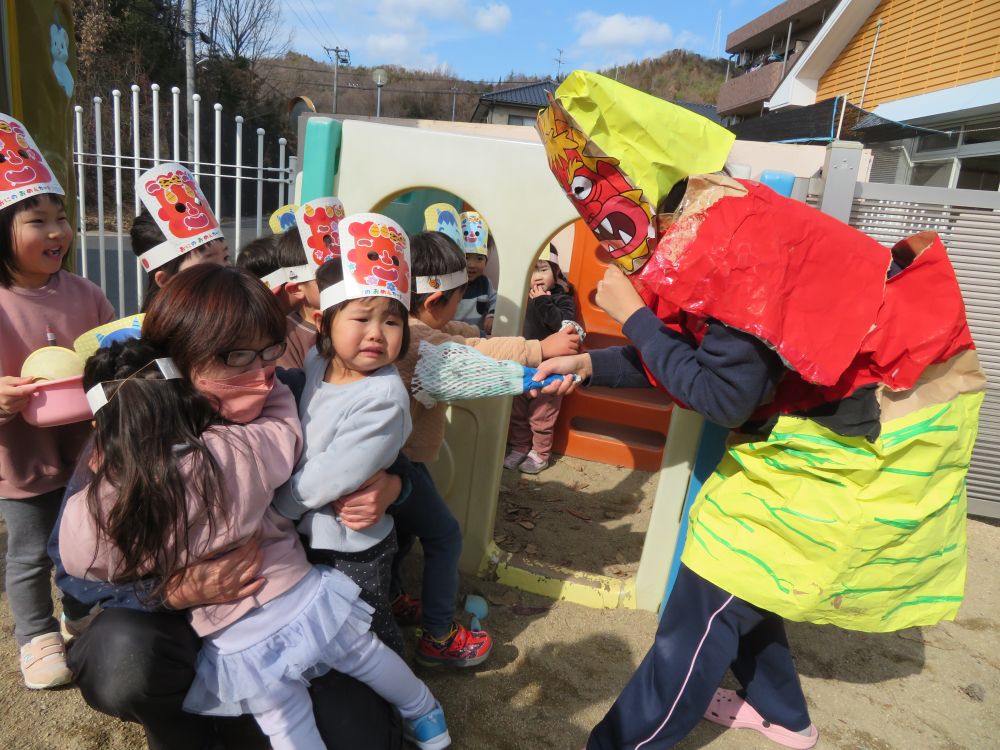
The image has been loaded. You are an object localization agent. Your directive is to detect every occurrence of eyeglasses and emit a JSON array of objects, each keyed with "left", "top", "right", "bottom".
[{"left": 217, "top": 341, "right": 287, "bottom": 367}]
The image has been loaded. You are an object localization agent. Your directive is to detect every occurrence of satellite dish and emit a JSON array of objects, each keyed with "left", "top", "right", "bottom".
[{"left": 373, "top": 68, "right": 388, "bottom": 87}]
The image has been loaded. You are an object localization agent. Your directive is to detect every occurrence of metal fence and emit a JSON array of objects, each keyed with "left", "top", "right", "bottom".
[
  {"left": 72, "top": 83, "right": 296, "bottom": 315},
  {"left": 847, "top": 181, "right": 1000, "bottom": 519}
]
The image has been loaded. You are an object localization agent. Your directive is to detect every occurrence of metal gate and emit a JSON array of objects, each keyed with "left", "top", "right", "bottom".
[{"left": 849, "top": 181, "right": 1000, "bottom": 518}]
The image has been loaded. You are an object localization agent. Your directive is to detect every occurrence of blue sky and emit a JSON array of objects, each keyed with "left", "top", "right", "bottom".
[{"left": 281, "top": 0, "right": 777, "bottom": 81}]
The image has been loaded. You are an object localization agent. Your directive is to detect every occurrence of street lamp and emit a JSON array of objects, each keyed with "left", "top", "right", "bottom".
[{"left": 373, "top": 68, "right": 388, "bottom": 117}]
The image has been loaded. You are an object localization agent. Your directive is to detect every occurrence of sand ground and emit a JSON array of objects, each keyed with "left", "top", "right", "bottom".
[{"left": 1, "top": 457, "right": 998, "bottom": 749}]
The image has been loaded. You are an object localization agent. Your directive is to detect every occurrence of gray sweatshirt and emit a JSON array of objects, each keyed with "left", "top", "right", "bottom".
[{"left": 273, "top": 350, "right": 412, "bottom": 552}]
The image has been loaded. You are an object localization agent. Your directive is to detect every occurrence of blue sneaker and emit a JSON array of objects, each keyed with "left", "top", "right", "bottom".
[{"left": 404, "top": 702, "right": 451, "bottom": 749}]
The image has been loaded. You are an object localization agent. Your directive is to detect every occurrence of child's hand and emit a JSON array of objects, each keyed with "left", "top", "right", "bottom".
[
  {"left": 528, "top": 283, "right": 551, "bottom": 299},
  {"left": 596, "top": 264, "right": 646, "bottom": 325},
  {"left": 531, "top": 354, "right": 591, "bottom": 396},
  {"left": 540, "top": 324, "right": 581, "bottom": 358},
  {"left": 484, "top": 315, "right": 494, "bottom": 335},
  {"left": 0, "top": 376, "right": 39, "bottom": 415}
]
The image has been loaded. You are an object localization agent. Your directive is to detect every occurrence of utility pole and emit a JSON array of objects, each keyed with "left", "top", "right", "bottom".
[
  {"left": 324, "top": 46, "right": 351, "bottom": 114},
  {"left": 451, "top": 85, "right": 458, "bottom": 121},
  {"left": 554, "top": 48, "right": 564, "bottom": 80},
  {"left": 184, "top": 0, "right": 196, "bottom": 163}
]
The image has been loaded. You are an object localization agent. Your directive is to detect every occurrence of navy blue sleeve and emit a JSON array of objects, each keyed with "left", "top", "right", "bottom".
[
  {"left": 589, "top": 345, "right": 656, "bottom": 389},
  {"left": 276, "top": 366, "right": 306, "bottom": 406},
  {"left": 589, "top": 308, "right": 785, "bottom": 428},
  {"left": 384, "top": 451, "right": 415, "bottom": 507}
]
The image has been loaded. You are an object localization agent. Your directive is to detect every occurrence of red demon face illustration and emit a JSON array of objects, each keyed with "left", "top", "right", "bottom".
[
  {"left": 345, "top": 219, "right": 410, "bottom": 296},
  {"left": 0, "top": 119, "right": 52, "bottom": 191},
  {"left": 144, "top": 170, "right": 215, "bottom": 239},
  {"left": 538, "top": 101, "right": 654, "bottom": 274},
  {"left": 302, "top": 202, "right": 345, "bottom": 267}
]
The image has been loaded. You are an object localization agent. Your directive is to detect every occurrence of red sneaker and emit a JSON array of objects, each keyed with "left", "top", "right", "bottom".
[
  {"left": 416, "top": 623, "right": 493, "bottom": 668},
  {"left": 391, "top": 592, "right": 423, "bottom": 628}
]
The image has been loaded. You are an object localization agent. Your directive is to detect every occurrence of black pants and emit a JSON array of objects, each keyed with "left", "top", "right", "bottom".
[
  {"left": 67, "top": 607, "right": 402, "bottom": 750},
  {"left": 588, "top": 565, "right": 810, "bottom": 749}
]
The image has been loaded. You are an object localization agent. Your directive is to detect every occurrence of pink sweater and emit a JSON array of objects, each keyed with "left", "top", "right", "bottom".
[
  {"left": 0, "top": 271, "right": 115, "bottom": 499},
  {"left": 59, "top": 383, "right": 313, "bottom": 636}
]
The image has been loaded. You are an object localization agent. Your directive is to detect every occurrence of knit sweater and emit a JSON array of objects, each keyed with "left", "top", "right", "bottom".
[
  {"left": 0, "top": 271, "right": 115, "bottom": 499},
  {"left": 522, "top": 288, "right": 576, "bottom": 341},
  {"left": 398, "top": 317, "right": 543, "bottom": 463},
  {"left": 277, "top": 312, "right": 316, "bottom": 370},
  {"left": 59, "top": 383, "right": 312, "bottom": 636}
]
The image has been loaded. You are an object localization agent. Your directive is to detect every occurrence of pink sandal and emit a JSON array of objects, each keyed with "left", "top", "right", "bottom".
[{"left": 704, "top": 688, "right": 818, "bottom": 749}]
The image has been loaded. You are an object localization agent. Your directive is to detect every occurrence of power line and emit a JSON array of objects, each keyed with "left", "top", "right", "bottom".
[
  {"left": 284, "top": 0, "right": 329, "bottom": 53},
  {"left": 302, "top": 0, "right": 344, "bottom": 47}
]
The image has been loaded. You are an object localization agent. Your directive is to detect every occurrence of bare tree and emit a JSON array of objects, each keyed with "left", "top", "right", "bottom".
[{"left": 200, "top": 0, "right": 289, "bottom": 65}]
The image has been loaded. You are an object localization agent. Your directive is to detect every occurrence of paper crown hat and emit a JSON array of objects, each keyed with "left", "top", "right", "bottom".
[
  {"left": 269, "top": 203, "right": 298, "bottom": 234},
  {"left": 423, "top": 203, "right": 489, "bottom": 256},
  {"left": 261, "top": 197, "right": 345, "bottom": 291},
  {"left": 137, "top": 163, "right": 223, "bottom": 271},
  {"left": 0, "top": 114, "right": 64, "bottom": 210},
  {"left": 536, "top": 70, "right": 734, "bottom": 273},
  {"left": 320, "top": 213, "right": 411, "bottom": 311}
]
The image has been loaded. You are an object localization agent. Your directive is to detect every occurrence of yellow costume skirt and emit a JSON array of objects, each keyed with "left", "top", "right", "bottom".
[{"left": 681, "top": 391, "right": 983, "bottom": 632}]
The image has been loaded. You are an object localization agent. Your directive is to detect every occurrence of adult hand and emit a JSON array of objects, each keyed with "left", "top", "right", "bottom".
[
  {"left": 0, "top": 376, "right": 38, "bottom": 415},
  {"left": 539, "top": 324, "right": 581, "bottom": 358},
  {"left": 531, "top": 353, "right": 592, "bottom": 397},
  {"left": 163, "top": 537, "right": 265, "bottom": 609},
  {"left": 595, "top": 264, "right": 645, "bottom": 325},
  {"left": 332, "top": 470, "right": 402, "bottom": 530}
]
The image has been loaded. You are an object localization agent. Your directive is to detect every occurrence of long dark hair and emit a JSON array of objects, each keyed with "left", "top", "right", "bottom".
[{"left": 83, "top": 338, "right": 226, "bottom": 597}]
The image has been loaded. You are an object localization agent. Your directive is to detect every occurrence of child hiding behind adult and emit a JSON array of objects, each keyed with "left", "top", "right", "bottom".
[
  {"left": 274, "top": 256, "right": 413, "bottom": 656},
  {"left": 60, "top": 265, "right": 449, "bottom": 750}
]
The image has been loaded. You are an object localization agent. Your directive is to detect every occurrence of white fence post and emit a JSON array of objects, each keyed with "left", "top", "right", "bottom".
[
  {"left": 151, "top": 83, "right": 161, "bottom": 167},
  {"left": 73, "top": 105, "right": 88, "bottom": 278},
  {"left": 256, "top": 128, "right": 265, "bottom": 238},
  {"left": 130, "top": 84, "right": 141, "bottom": 217},
  {"left": 112, "top": 89, "right": 126, "bottom": 313},
  {"left": 93, "top": 96, "right": 107, "bottom": 293},
  {"left": 278, "top": 137, "right": 287, "bottom": 207},
  {"left": 171, "top": 86, "right": 181, "bottom": 163},
  {"left": 214, "top": 103, "right": 223, "bottom": 218},
  {"left": 192, "top": 94, "right": 201, "bottom": 177},
  {"left": 234, "top": 116, "right": 244, "bottom": 253}
]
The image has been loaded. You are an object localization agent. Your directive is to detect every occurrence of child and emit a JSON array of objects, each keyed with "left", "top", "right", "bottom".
[
  {"left": 455, "top": 213, "right": 496, "bottom": 334},
  {"left": 390, "top": 230, "right": 581, "bottom": 666},
  {"left": 0, "top": 113, "right": 115, "bottom": 688},
  {"left": 235, "top": 230, "right": 320, "bottom": 369},
  {"left": 504, "top": 244, "right": 577, "bottom": 474},
  {"left": 60, "top": 265, "right": 450, "bottom": 750},
  {"left": 130, "top": 162, "right": 229, "bottom": 312},
  {"left": 274, "top": 212, "right": 413, "bottom": 656}
]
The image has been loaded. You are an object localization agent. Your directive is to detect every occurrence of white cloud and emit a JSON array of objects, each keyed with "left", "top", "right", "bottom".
[
  {"left": 362, "top": 31, "right": 440, "bottom": 70},
  {"left": 575, "top": 11, "right": 672, "bottom": 51},
  {"left": 472, "top": 3, "right": 511, "bottom": 33}
]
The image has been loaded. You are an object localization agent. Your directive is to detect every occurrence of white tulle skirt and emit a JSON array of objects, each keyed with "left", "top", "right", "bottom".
[{"left": 183, "top": 566, "right": 374, "bottom": 717}]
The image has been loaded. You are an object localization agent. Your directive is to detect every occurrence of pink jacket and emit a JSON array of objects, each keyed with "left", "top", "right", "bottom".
[
  {"left": 60, "top": 383, "right": 312, "bottom": 636},
  {"left": 0, "top": 271, "right": 115, "bottom": 499}
]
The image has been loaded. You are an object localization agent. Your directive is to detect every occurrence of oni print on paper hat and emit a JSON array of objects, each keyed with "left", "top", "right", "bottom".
[
  {"left": 137, "top": 162, "right": 223, "bottom": 271},
  {"left": 323, "top": 212, "right": 410, "bottom": 310},
  {"left": 0, "top": 114, "right": 64, "bottom": 210},
  {"left": 295, "top": 197, "right": 346, "bottom": 270},
  {"left": 460, "top": 211, "right": 488, "bottom": 255}
]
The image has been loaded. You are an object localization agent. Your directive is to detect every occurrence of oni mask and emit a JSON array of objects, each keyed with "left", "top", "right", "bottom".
[{"left": 537, "top": 99, "right": 654, "bottom": 274}]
